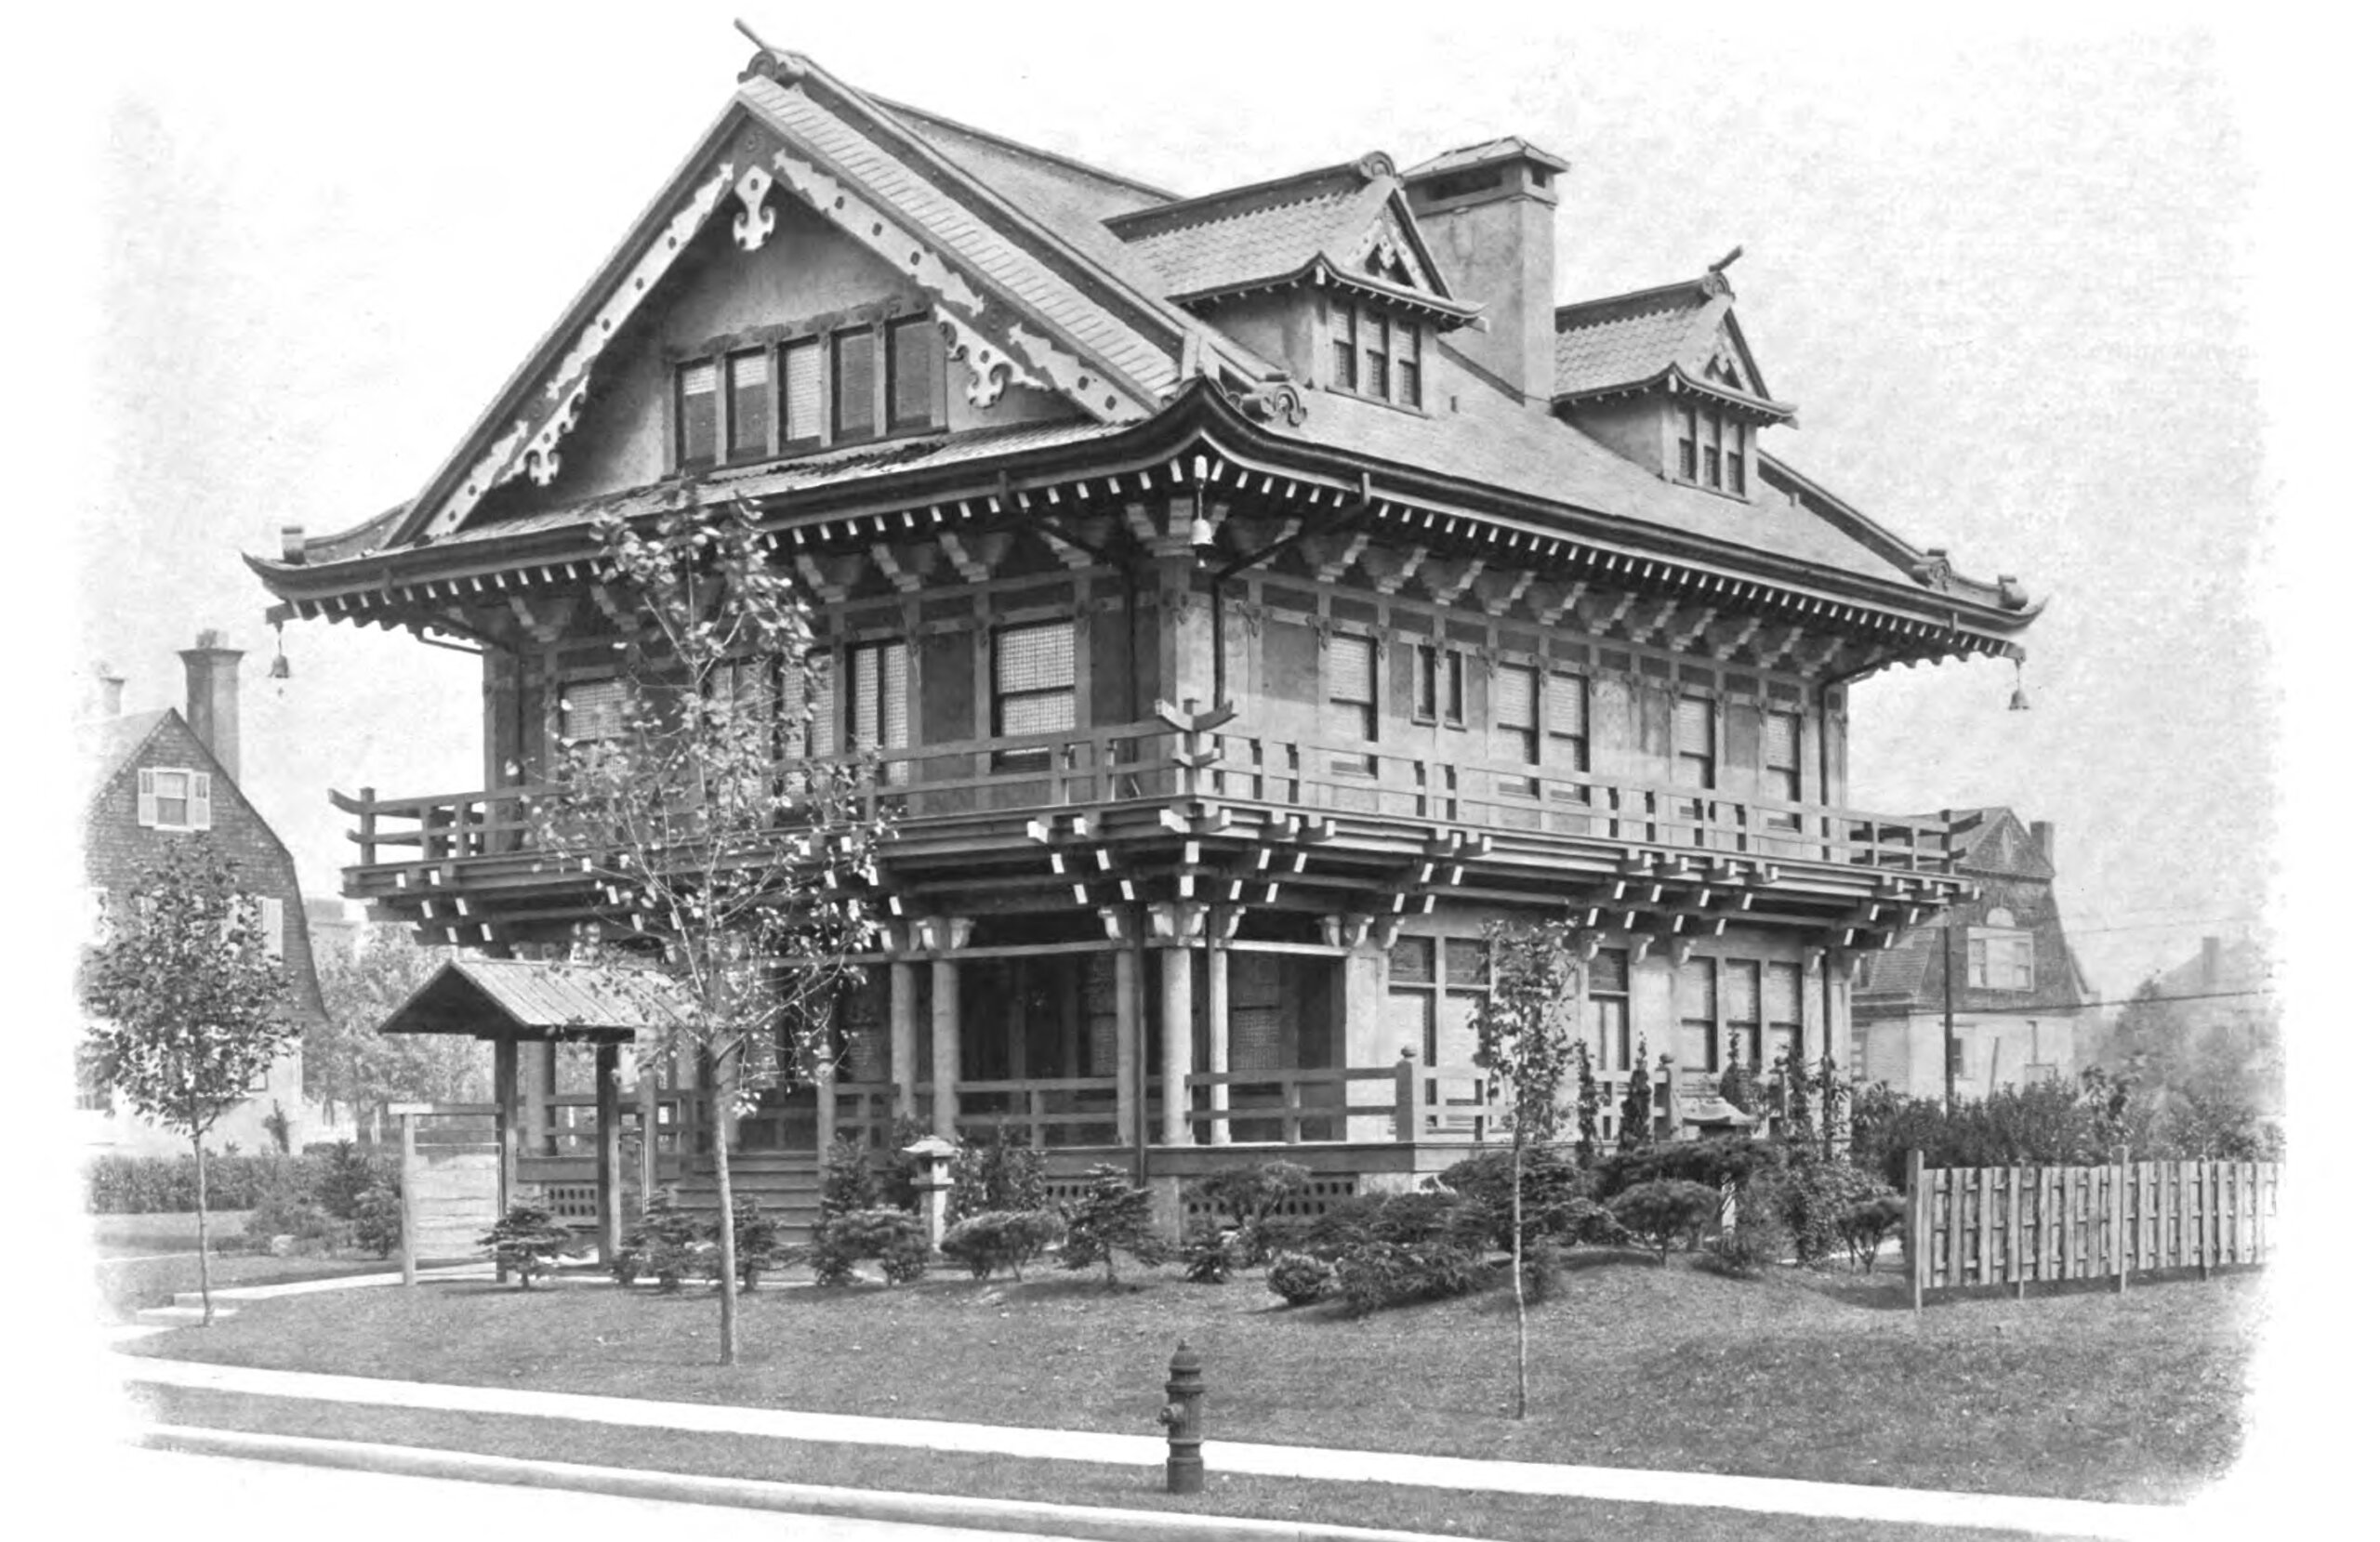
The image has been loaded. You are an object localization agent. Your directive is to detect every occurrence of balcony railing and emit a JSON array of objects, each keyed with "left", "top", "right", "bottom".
[{"left": 334, "top": 717, "right": 1957, "bottom": 878}]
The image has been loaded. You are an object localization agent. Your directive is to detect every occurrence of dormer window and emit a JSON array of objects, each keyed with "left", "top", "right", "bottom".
[
  {"left": 1675, "top": 406, "right": 1749, "bottom": 496},
  {"left": 1327, "top": 299, "right": 1423, "bottom": 408}
]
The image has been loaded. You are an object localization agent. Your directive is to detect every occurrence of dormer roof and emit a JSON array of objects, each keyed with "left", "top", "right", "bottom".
[
  {"left": 1554, "top": 270, "right": 1795, "bottom": 424},
  {"left": 1106, "top": 156, "right": 1474, "bottom": 323}
]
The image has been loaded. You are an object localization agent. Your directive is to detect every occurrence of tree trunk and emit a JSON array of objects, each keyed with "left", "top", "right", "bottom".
[
  {"left": 193, "top": 1130, "right": 214, "bottom": 1327},
  {"left": 711, "top": 1076, "right": 739, "bottom": 1366},
  {"left": 1511, "top": 1135, "right": 1527, "bottom": 1419}
]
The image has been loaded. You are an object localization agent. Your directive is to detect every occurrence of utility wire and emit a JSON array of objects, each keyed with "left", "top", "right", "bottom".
[{"left": 1921, "top": 987, "right": 2276, "bottom": 1019}]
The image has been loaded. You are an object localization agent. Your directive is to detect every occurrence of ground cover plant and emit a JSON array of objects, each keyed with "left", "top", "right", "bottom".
[{"left": 123, "top": 1251, "right": 2266, "bottom": 1506}]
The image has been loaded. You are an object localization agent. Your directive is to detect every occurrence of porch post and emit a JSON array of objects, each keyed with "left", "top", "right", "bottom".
[
  {"left": 637, "top": 1066, "right": 659, "bottom": 1209},
  {"left": 1206, "top": 930, "right": 1232, "bottom": 1146},
  {"left": 594, "top": 1042, "right": 621, "bottom": 1265},
  {"left": 1105, "top": 907, "right": 1140, "bottom": 1146},
  {"left": 926, "top": 916, "right": 972, "bottom": 1140},
  {"left": 814, "top": 1045, "right": 838, "bottom": 1168},
  {"left": 492, "top": 1035, "right": 520, "bottom": 1219},
  {"left": 1151, "top": 902, "right": 1204, "bottom": 1146},
  {"left": 889, "top": 954, "right": 919, "bottom": 1121}
]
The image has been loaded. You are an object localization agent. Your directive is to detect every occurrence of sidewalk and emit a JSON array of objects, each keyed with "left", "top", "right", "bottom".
[{"left": 120, "top": 1349, "right": 2194, "bottom": 1540}]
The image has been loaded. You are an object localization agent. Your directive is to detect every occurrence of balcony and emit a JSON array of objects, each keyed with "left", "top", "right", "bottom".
[{"left": 333, "top": 716, "right": 1958, "bottom": 942}]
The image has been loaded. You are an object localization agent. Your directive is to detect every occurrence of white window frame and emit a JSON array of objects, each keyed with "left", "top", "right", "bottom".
[{"left": 136, "top": 766, "right": 212, "bottom": 832}]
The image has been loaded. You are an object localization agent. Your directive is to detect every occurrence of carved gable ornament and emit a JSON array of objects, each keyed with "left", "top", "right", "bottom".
[
  {"left": 1348, "top": 214, "right": 1429, "bottom": 295},
  {"left": 410, "top": 96, "right": 1153, "bottom": 544}
]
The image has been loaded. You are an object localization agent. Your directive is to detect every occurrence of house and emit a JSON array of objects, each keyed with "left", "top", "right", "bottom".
[
  {"left": 2101, "top": 933, "right": 2279, "bottom": 1118},
  {"left": 1849, "top": 810, "right": 2094, "bottom": 1098},
  {"left": 79, "top": 634, "right": 336, "bottom": 1155},
  {"left": 246, "top": 44, "right": 2039, "bottom": 1231}
]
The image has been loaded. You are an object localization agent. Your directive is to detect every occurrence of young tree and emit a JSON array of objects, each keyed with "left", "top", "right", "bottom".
[
  {"left": 1470, "top": 918, "right": 1581, "bottom": 1419},
  {"left": 308, "top": 926, "right": 487, "bottom": 1123},
  {"left": 81, "top": 837, "right": 296, "bottom": 1324},
  {"left": 531, "top": 494, "right": 890, "bottom": 1366}
]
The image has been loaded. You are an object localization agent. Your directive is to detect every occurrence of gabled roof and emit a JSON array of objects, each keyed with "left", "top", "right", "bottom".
[
  {"left": 1554, "top": 270, "right": 1792, "bottom": 421},
  {"left": 378, "top": 957, "right": 694, "bottom": 1041},
  {"left": 1106, "top": 156, "right": 1471, "bottom": 319},
  {"left": 83, "top": 709, "right": 174, "bottom": 794}
]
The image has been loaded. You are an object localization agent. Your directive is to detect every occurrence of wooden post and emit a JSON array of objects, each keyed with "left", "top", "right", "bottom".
[
  {"left": 889, "top": 958, "right": 919, "bottom": 1121},
  {"left": 931, "top": 956, "right": 961, "bottom": 1140},
  {"left": 1906, "top": 1149, "right": 1926, "bottom": 1317},
  {"left": 594, "top": 1044, "right": 621, "bottom": 1267},
  {"left": 1393, "top": 1048, "right": 1418, "bottom": 1142},
  {"left": 1160, "top": 944, "right": 1194, "bottom": 1146},
  {"left": 813, "top": 1048, "right": 837, "bottom": 1171},
  {"left": 1113, "top": 939, "right": 1141, "bottom": 1145},
  {"left": 2006, "top": 1166, "right": 2023, "bottom": 1298},
  {"left": 399, "top": 1108, "right": 419, "bottom": 1287},
  {"left": 2115, "top": 1146, "right": 2130, "bottom": 1294},
  {"left": 2199, "top": 1159, "right": 2214, "bottom": 1280},
  {"left": 1207, "top": 940, "right": 1232, "bottom": 1145},
  {"left": 637, "top": 1069, "right": 659, "bottom": 1211},
  {"left": 492, "top": 1038, "right": 519, "bottom": 1214}
]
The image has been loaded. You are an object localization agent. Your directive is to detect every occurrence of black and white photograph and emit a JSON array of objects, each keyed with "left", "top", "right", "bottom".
[{"left": 31, "top": 6, "right": 2359, "bottom": 1537}]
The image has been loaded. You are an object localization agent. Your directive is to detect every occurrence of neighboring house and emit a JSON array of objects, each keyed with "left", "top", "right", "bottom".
[
  {"left": 305, "top": 896, "right": 367, "bottom": 963},
  {"left": 2103, "top": 933, "right": 2280, "bottom": 1118},
  {"left": 247, "top": 46, "right": 2039, "bottom": 1218},
  {"left": 1850, "top": 810, "right": 2094, "bottom": 1098},
  {"left": 78, "top": 633, "right": 337, "bottom": 1155}
]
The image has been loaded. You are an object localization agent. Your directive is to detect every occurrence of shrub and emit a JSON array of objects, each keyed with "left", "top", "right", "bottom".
[
  {"left": 1337, "top": 1237, "right": 1488, "bottom": 1316},
  {"left": 85, "top": 1151, "right": 316, "bottom": 1214},
  {"left": 1309, "top": 1190, "right": 1490, "bottom": 1256},
  {"left": 946, "top": 1140, "right": 989, "bottom": 1222},
  {"left": 1265, "top": 1251, "right": 1334, "bottom": 1306},
  {"left": 939, "top": 1208, "right": 1063, "bottom": 1281},
  {"left": 480, "top": 1205, "right": 574, "bottom": 1287},
  {"left": 1436, "top": 1148, "right": 1589, "bottom": 1251},
  {"left": 1521, "top": 1236, "right": 1569, "bottom": 1302},
  {"left": 706, "top": 1198, "right": 794, "bottom": 1291},
  {"left": 1194, "top": 1161, "right": 1312, "bottom": 1230},
  {"left": 614, "top": 1198, "right": 710, "bottom": 1289},
  {"left": 242, "top": 1191, "right": 345, "bottom": 1254},
  {"left": 1609, "top": 1179, "right": 1719, "bottom": 1261},
  {"left": 1696, "top": 1219, "right": 1784, "bottom": 1279},
  {"left": 1592, "top": 1137, "right": 1781, "bottom": 1206},
  {"left": 1772, "top": 1160, "right": 1894, "bottom": 1266},
  {"left": 817, "top": 1137, "right": 879, "bottom": 1222},
  {"left": 983, "top": 1125, "right": 1049, "bottom": 1213},
  {"left": 311, "top": 1140, "right": 392, "bottom": 1220},
  {"left": 1179, "top": 1219, "right": 1236, "bottom": 1284},
  {"left": 1843, "top": 1193, "right": 1903, "bottom": 1272},
  {"left": 881, "top": 1114, "right": 933, "bottom": 1213},
  {"left": 1058, "top": 1165, "right": 1168, "bottom": 1286},
  {"left": 351, "top": 1180, "right": 403, "bottom": 1259},
  {"left": 1236, "top": 1213, "right": 1316, "bottom": 1266},
  {"left": 812, "top": 1207, "right": 930, "bottom": 1286}
]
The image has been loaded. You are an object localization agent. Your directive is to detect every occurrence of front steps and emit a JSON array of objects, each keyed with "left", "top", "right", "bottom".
[{"left": 669, "top": 1152, "right": 823, "bottom": 1241}]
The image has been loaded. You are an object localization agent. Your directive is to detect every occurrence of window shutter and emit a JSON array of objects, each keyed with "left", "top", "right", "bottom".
[
  {"left": 782, "top": 338, "right": 823, "bottom": 443},
  {"left": 137, "top": 768, "right": 158, "bottom": 828},
  {"left": 1326, "top": 634, "right": 1373, "bottom": 704},
  {"left": 1496, "top": 665, "right": 1536, "bottom": 728},
  {"left": 879, "top": 641, "right": 911, "bottom": 750},
  {"left": 258, "top": 896, "right": 284, "bottom": 962},
  {"left": 1673, "top": 696, "right": 1712, "bottom": 754},
  {"left": 190, "top": 772, "right": 213, "bottom": 830},
  {"left": 851, "top": 644, "right": 884, "bottom": 752}
]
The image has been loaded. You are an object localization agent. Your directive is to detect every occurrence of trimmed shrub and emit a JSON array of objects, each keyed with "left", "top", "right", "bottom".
[
  {"left": 947, "top": 1140, "right": 989, "bottom": 1222},
  {"left": 812, "top": 1207, "right": 930, "bottom": 1286},
  {"left": 1843, "top": 1193, "right": 1903, "bottom": 1272},
  {"left": 706, "top": 1198, "right": 794, "bottom": 1292},
  {"left": 1237, "top": 1213, "right": 1317, "bottom": 1265},
  {"left": 243, "top": 1189, "right": 346, "bottom": 1254},
  {"left": 983, "top": 1126, "right": 1049, "bottom": 1214},
  {"left": 817, "top": 1137, "right": 879, "bottom": 1222},
  {"left": 1773, "top": 1160, "right": 1895, "bottom": 1266},
  {"left": 480, "top": 1205, "right": 574, "bottom": 1287},
  {"left": 1194, "top": 1161, "right": 1313, "bottom": 1229},
  {"left": 614, "top": 1197, "right": 707, "bottom": 1289},
  {"left": 1695, "top": 1218, "right": 1785, "bottom": 1279},
  {"left": 351, "top": 1181, "right": 403, "bottom": 1259},
  {"left": 1179, "top": 1219, "right": 1236, "bottom": 1284},
  {"left": 1435, "top": 1148, "right": 1590, "bottom": 1251},
  {"left": 1592, "top": 1137, "right": 1781, "bottom": 1206},
  {"left": 1058, "top": 1165, "right": 1168, "bottom": 1286},
  {"left": 1608, "top": 1179, "right": 1719, "bottom": 1261},
  {"left": 311, "top": 1140, "right": 392, "bottom": 1220},
  {"left": 940, "top": 1208, "right": 1063, "bottom": 1281},
  {"left": 1265, "top": 1251, "right": 1333, "bottom": 1306},
  {"left": 1309, "top": 1190, "right": 1491, "bottom": 1257},
  {"left": 1337, "top": 1237, "right": 1488, "bottom": 1316},
  {"left": 881, "top": 1114, "right": 933, "bottom": 1213},
  {"left": 86, "top": 1152, "right": 312, "bottom": 1214}
]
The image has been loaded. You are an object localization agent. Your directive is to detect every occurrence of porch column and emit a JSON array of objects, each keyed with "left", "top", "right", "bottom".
[
  {"left": 813, "top": 1045, "right": 837, "bottom": 1169},
  {"left": 492, "top": 1036, "right": 520, "bottom": 1257},
  {"left": 1207, "top": 929, "right": 1233, "bottom": 1146},
  {"left": 889, "top": 955, "right": 920, "bottom": 1121},
  {"left": 594, "top": 1042, "right": 621, "bottom": 1265},
  {"left": 1104, "top": 907, "right": 1141, "bottom": 1145},
  {"left": 923, "top": 916, "right": 972, "bottom": 1140},
  {"left": 636, "top": 1066, "right": 659, "bottom": 1210},
  {"left": 1152, "top": 901, "right": 1205, "bottom": 1146}
]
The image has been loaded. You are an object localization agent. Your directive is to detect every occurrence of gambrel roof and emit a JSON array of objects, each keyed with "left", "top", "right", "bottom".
[{"left": 252, "top": 46, "right": 2040, "bottom": 660}]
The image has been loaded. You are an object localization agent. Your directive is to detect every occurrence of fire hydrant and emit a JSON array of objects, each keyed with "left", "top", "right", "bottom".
[{"left": 1156, "top": 1338, "right": 1205, "bottom": 1494}]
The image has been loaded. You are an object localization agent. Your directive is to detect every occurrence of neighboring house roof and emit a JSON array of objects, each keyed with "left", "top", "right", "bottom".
[
  {"left": 1851, "top": 809, "right": 2089, "bottom": 1013},
  {"left": 81, "top": 709, "right": 174, "bottom": 804},
  {"left": 379, "top": 957, "right": 695, "bottom": 1042}
]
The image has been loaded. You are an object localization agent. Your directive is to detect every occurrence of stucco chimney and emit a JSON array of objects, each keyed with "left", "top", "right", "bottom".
[
  {"left": 95, "top": 663, "right": 126, "bottom": 718},
  {"left": 178, "top": 628, "right": 243, "bottom": 784},
  {"left": 1406, "top": 138, "right": 1568, "bottom": 405},
  {"left": 2030, "top": 820, "right": 2055, "bottom": 867}
]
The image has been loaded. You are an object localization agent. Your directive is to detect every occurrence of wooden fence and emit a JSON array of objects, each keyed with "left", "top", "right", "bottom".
[{"left": 1907, "top": 1150, "right": 2281, "bottom": 1311}]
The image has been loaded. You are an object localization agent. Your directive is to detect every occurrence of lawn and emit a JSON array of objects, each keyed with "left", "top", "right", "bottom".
[
  {"left": 121, "top": 1247, "right": 2265, "bottom": 1506},
  {"left": 87, "top": 1210, "right": 396, "bottom": 1319}
]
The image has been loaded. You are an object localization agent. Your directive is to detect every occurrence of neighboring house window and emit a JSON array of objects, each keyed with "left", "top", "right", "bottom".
[
  {"left": 1949, "top": 1035, "right": 1967, "bottom": 1081},
  {"left": 1966, "top": 915, "right": 2036, "bottom": 991},
  {"left": 993, "top": 621, "right": 1075, "bottom": 769},
  {"left": 1325, "top": 299, "right": 1423, "bottom": 408},
  {"left": 1325, "top": 633, "right": 1378, "bottom": 775},
  {"left": 137, "top": 767, "right": 212, "bottom": 832}
]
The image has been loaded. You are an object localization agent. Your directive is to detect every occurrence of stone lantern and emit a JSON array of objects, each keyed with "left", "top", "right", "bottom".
[{"left": 903, "top": 1133, "right": 962, "bottom": 1249}]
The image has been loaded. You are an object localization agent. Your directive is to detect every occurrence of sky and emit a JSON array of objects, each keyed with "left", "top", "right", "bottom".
[{"left": 21, "top": 0, "right": 2375, "bottom": 1520}]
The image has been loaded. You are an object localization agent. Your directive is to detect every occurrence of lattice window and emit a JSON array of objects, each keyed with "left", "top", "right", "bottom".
[
  {"left": 1329, "top": 302, "right": 1357, "bottom": 389},
  {"left": 1764, "top": 710, "right": 1802, "bottom": 806},
  {"left": 1392, "top": 320, "right": 1421, "bottom": 406},
  {"left": 994, "top": 622, "right": 1076, "bottom": 740},
  {"left": 1495, "top": 664, "right": 1538, "bottom": 762},
  {"left": 1673, "top": 695, "right": 1715, "bottom": 789},
  {"left": 1388, "top": 935, "right": 1434, "bottom": 984},
  {"left": 560, "top": 679, "right": 631, "bottom": 744},
  {"left": 1725, "top": 959, "right": 1762, "bottom": 1066},
  {"left": 1588, "top": 949, "right": 1630, "bottom": 1070},
  {"left": 675, "top": 361, "right": 718, "bottom": 468},
  {"left": 1326, "top": 633, "right": 1377, "bottom": 772},
  {"left": 1363, "top": 310, "right": 1390, "bottom": 397},
  {"left": 1766, "top": 962, "right": 1805, "bottom": 1064},
  {"left": 888, "top": 315, "right": 937, "bottom": 430},
  {"left": 1546, "top": 668, "right": 1586, "bottom": 775},
  {"left": 833, "top": 327, "right": 878, "bottom": 441}
]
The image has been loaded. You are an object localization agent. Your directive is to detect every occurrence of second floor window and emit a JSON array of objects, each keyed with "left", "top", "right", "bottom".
[
  {"left": 1673, "top": 695, "right": 1715, "bottom": 791},
  {"left": 675, "top": 310, "right": 940, "bottom": 469},
  {"left": 1326, "top": 633, "right": 1378, "bottom": 774},
  {"left": 1678, "top": 956, "right": 1719, "bottom": 1071},
  {"left": 1967, "top": 913, "right": 2036, "bottom": 991},
  {"left": 1411, "top": 641, "right": 1465, "bottom": 727},
  {"left": 994, "top": 622, "right": 1075, "bottom": 771},
  {"left": 136, "top": 766, "right": 212, "bottom": 831},
  {"left": 675, "top": 362, "right": 718, "bottom": 469},
  {"left": 1327, "top": 299, "right": 1423, "bottom": 408},
  {"left": 1675, "top": 407, "right": 1749, "bottom": 494}
]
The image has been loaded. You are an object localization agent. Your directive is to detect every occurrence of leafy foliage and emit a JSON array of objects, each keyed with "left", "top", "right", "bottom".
[
  {"left": 307, "top": 928, "right": 486, "bottom": 1115},
  {"left": 1616, "top": 1039, "right": 1655, "bottom": 1152},
  {"left": 812, "top": 1207, "right": 931, "bottom": 1286},
  {"left": 81, "top": 837, "right": 298, "bottom": 1323},
  {"left": 1842, "top": 1193, "right": 1904, "bottom": 1272},
  {"left": 1179, "top": 1219, "right": 1237, "bottom": 1285},
  {"left": 817, "top": 1137, "right": 880, "bottom": 1221},
  {"left": 1608, "top": 1179, "right": 1719, "bottom": 1261},
  {"left": 351, "top": 1181, "right": 403, "bottom": 1259},
  {"left": 1337, "top": 1238, "right": 1490, "bottom": 1316},
  {"left": 614, "top": 1197, "right": 709, "bottom": 1289},
  {"left": 938, "top": 1208, "right": 1063, "bottom": 1281},
  {"left": 1770, "top": 1159, "right": 1896, "bottom": 1266},
  {"left": 1264, "top": 1251, "right": 1334, "bottom": 1306},
  {"left": 982, "top": 1125, "right": 1049, "bottom": 1214},
  {"left": 480, "top": 1205, "right": 575, "bottom": 1287},
  {"left": 1194, "top": 1161, "right": 1314, "bottom": 1229},
  {"left": 1057, "top": 1165, "right": 1168, "bottom": 1286},
  {"left": 525, "top": 494, "right": 892, "bottom": 1364},
  {"left": 1435, "top": 1148, "right": 1591, "bottom": 1252}
]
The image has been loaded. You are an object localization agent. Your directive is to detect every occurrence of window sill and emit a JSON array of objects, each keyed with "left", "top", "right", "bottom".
[{"left": 1318, "top": 383, "right": 1429, "bottom": 417}]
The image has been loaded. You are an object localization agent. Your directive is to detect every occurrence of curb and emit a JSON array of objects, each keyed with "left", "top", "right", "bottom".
[{"left": 134, "top": 1425, "right": 1497, "bottom": 1542}]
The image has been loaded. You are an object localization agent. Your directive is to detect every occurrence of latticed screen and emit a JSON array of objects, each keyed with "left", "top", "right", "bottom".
[
  {"left": 727, "top": 349, "right": 770, "bottom": 456},
  {"left": 833, "top": 328, "right": 878, "bottom": 440},
  {"left": 781, "top": 338, "right": 823, "bottom": 444},
  {"left": 1725, "top": 961, "right": 1762, "bottom": 1060},
  {"left": 1329, "top": 303, "right": 1357, "bottom": 389},
  {"left": 1546, "top": 669, "right": 1586, "bottom": 772},
  {"left": 675, "top": 362, "right": 717, "bottom": 466},
  {"left": 1764, "top": 711, "right": 1802, "bottom": 802},
  {"left": 1364, "top": 310, "right": 1391, "bottom": 397},
  {"left": 1496, "top": 664, "right": 1538, "bottom": 764},
  {"left": 1587, "top": 948, "right": 1628, "bottom": 996},
  {"left": 783, "top": 653, "right": 827, "bottom": 758},
  {"left": 561, "top": 678, "right": 631, "bottom": 742},
  {"left": 1767, "top": 962, "right": 1805, "bottom": 1061},
  {"left": 847, "top": 641, "right": 910, "bottom": 752},
  {"left": 995, "top": 622, "right": 1075, "bottom": 738},
  {"left": 888, "top": 316, "right": 936, "bottom": 429},
  {"left": 1678, "top": 957, "right": 1718, "bottom": 1069},
  {"left": 1445, "top": 937, "right": 1490, "bottom": 989}
]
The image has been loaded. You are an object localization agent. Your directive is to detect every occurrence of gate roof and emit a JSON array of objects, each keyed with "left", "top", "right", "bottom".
[{"left": 377, "top": 957, "right": 693, "bottom": 1042}]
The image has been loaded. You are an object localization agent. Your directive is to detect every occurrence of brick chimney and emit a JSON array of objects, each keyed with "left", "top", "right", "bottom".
[
  {"left": 95, "top": 663, "right": 126, "bottom": 718},
  {"left": 178, "top": 628, "right": 243, "bottom": 784},
  {"left": 1406, "top": 138, "right": 1568, "bottom": 405},
  {"left": 2030, "top": 820, "right": 2055, "bottom": 868}
]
